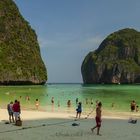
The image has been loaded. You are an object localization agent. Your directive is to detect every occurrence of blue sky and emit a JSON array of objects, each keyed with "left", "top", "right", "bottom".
[{"left": 14, "top": 0, "right": 140, "bottom": 83}]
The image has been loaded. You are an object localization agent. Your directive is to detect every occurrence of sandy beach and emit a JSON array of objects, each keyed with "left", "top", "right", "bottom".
[{"left": 0, "top": 108, "right": 140, "bottom": 140}]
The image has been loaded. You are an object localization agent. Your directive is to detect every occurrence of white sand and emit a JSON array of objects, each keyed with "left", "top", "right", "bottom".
[{"left": 0, "top": 108, "right": 140, "bottom": 140}]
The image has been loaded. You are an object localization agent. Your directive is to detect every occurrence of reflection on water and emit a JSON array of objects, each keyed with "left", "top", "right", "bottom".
[{"left": 0, "top": 84, "right": 140, "bottom": 113}]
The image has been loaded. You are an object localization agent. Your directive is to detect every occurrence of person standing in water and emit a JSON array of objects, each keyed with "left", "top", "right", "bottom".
[
  {"left": 51, "top": 97, "right": 54, "bottom": 111},
  {"left": 76, "top": 98, "right": 78, "bottom": 105},
  {"left": 58, "top": 101, "right": 60, "bottom": 107},
  {"left": 91, "top": 102, "right": 102, "bottom": 136},
  {"left": 136, "top": 105, "right": 139, "bottom": 112},
  {"left": 51, "top": 97, "right": 54, "bottom": 105},
  {"left": 67, "top": 100, "right": 71, "bottom": 108},
  {"left": 86, "top": 98, "right": 88, "bottom": 105},
  {"left": 35, "top": 99, "right": 39, "bottom": 110},
  {"left": 130, "top": 100, "right": 136, "bottom": 112}
]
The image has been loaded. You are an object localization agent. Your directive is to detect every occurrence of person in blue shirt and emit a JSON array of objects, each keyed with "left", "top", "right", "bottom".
[{"left": 76, "top": 102, "right": 82, "bottom": 119}]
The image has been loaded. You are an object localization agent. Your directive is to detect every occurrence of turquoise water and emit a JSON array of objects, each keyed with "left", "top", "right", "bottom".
[{"left": 0, "top": 84, "right": 140, "bottom": 113}]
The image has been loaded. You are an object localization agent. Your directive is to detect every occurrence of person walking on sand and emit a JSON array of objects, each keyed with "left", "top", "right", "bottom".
[
  {"left": 76, "top": 102, "right": 82, "bottom": 119},
  {"left": 91, "top": 102, "right": 102, "bottom": 136},
  {"left": 7, "top": 101, "right": 15, "bottom": 123}
]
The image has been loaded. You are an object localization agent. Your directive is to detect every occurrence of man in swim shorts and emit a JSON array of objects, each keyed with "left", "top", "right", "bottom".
[{"left": 91, "top": 102, "right": 102, "bottom": 135}]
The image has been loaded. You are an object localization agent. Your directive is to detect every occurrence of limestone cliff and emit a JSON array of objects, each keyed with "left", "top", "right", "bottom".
[
  {"left": 81, "top": 28, "right": 140, "bottom": 84},
  {"left": 0, "top": 0, "right": 47, "bottom": 85}
]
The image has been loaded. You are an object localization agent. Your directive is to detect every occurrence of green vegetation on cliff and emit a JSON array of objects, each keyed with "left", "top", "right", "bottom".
[
  {"left": 82, "top": 28, "right": 140, "bottom": 84},
  {"left": 0, "top": 0, "right": 47, "bottom": 85}
]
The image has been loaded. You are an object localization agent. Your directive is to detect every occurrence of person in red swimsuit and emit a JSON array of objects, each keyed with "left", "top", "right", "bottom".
[
  {"left": 91, "top": 102, "right": 102, "bottom": 135},
  {"left": 13, "top": 100, "right": 21, "bottom": 121}
]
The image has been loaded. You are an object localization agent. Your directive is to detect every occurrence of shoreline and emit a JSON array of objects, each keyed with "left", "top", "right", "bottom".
[{"left": 1, "top": 107, "right": 140, "bottom": 122}]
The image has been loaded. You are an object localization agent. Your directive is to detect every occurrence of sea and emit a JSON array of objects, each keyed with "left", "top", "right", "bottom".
[{"left": 0, "top": 84, "right": 140, "bottom": 114}]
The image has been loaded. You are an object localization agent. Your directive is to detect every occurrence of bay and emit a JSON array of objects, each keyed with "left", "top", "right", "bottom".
[{"left": 0, "top": 84, "right": 140, "bottom": 113}]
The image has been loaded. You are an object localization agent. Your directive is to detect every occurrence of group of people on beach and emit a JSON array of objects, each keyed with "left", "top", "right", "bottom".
[
  {"left": 6, "top": 96, "right": 140, "bottom": 136},
  {"left": 7, "top": 100, "right": 21, "bottom": 124},
  {"left": 34, "top": 96, "right": 102, "bottom": 135},
  {"left": 21, "top": 95, "right": 103, "bottom": 135}
]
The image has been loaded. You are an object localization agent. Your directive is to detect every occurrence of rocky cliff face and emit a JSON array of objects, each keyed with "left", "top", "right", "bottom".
[
  {"left": 81, "top": 28, "right": 140, "bottom": 84},
  {"left": 0, "top": 0, "right": 47, "bottom": 85}
]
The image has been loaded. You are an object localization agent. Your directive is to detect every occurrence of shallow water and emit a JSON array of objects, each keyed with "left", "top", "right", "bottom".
[{"left": 0, "top": 84, "right": 140, "bottom": 113}]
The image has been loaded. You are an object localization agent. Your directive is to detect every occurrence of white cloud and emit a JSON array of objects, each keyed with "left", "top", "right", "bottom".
[
  {"left": 38, "top": 38, "right": 53, "bottom": 48},
  {"left": 86, "top": 36, "right": 104, "bottom": 46},
  {"left": 38, "top": 34, "right": 105, "bottom": 52}
]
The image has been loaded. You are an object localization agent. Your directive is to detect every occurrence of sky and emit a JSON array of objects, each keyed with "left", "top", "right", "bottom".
[{"left": 14, "top": 0, "right": 140, "bottom": 83}]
